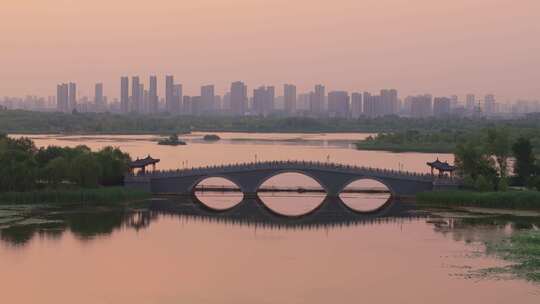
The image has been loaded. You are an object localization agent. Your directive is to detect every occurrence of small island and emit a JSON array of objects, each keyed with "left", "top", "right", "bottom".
[
  {"left": 203, "top": 134, "right": 221, "bottom": 141},
  {"left": 158, "top": 134, "right": 187, "bottom": 146}
]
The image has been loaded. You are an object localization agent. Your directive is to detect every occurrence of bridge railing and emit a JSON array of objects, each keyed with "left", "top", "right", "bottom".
[{"left": 126, "top": 160, "right": 458, "bottom": 182}]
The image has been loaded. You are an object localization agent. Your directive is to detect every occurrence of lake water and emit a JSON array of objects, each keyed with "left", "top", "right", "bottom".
[{"left": 1, "top": 133, "right": 539, "bottom": 303}]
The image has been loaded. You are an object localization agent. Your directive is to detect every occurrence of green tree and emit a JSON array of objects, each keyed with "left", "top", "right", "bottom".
[
  {"left": 42, "top": 157, "right": 70, "bottom": 187},
  {"left": 512, "top": 137, "right": 536, "bottom": 185},
  {"left": 454, "top": 140, "right": 496, "bottom": 180},
  {"left": 70, "top": 153, "right": 102, "bottom": 188},
  {"left": 486, "top": 128, "right": 511, "bottom": 178},
  {"left": 475, "top": 175, "right": 494, "bottom": 192},
  {"left": 94, "top": 146, "right": 131, "bottom": 186}
]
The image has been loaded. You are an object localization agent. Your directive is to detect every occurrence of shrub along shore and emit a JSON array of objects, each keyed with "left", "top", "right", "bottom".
[
  {"left": 0, "top": 187, "right": 150, "bottom": 205},
  {"left": 416, "top": 190, "right": 540, "bottom": 210}
]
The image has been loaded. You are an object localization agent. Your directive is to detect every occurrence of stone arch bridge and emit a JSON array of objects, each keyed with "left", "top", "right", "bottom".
[{"left": 125, "top": 161, "right": 458, "bottom": 198}]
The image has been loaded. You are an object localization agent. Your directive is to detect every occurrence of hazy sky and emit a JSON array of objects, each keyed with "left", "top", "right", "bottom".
[{"left": 1, "top": 0, "right": 539, "bottom": 100}]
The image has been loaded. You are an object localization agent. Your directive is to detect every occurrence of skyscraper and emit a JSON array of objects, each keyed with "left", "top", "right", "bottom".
[
  {"left": 56, "top": 83, "right": 69, "bottom": 113},
  {"left": 328, "top": 91, "right": 350, "bottom": 118},
  {"left": 410, "top": 94, "right": 433, "bottom": 117},
  {"left": 201, "top": 85, "right": 215, "bottom": 114},
  {"left": 230, "top": 81, "right": 247, "bottom": 116},
  {"left": 284, "top": 84, "right": 297, "bottom": 115},
  {"left": 351, "top": 92, "right": 362, "bottom": 118},
  {"left": 310, "top": 84, "right": 325, "bottom": 115},
  {"left": 433, "top": 97, "right": 451, "bottom": 117},
  {"left": 173, "top": 84, "right": 183, "bottom": 114},
  {"left": 253, "top": 86, "right": 275, "bottom": 116},
  {"left": 165, "top": 75, "right": 178, "bottom": 113},
  {"left": 484, "top": 94, "right": 496, "bottom": 115},
  {"left": 465, "top": 94, "right": 476, "bottom": 111},
  {"left": 131, "top": 76, "right": 141, "bottom": 113},
  {"left": 68, "top": 82, "right": 77, "bottom": 112},
  {"left": 149, "top": 76, "right": 158, "bottom": 114},
  {"left": 120, "top": 77, "right": 129, "bottom": 113},
  {"left": 94, "top": 83, "right": 104, "bottom": 112},
  {"left": 380, "top": 89, "right": 399, "bottom": 115}
]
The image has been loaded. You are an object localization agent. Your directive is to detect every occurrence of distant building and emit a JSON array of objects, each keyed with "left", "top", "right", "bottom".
[
  {"left": 149, "top": 76, "right": 158, "bottom": 114},
  {"left": 380, "top": 89, "right": 399, "bottom": 116},
  {"left": 351, "top": 92, "right": 362, "bottom": 118},
  {"left": 328, "top": 91, "right": 350, "bottom": 118},
  {"left": 131, "top": 76, "right": 141, "bottom": 113},
  {"left": 174, "top": 84, "right": 183, "bottom": 114},
  {"left": 253, "top": 86, "right": 275, "bottom": 116},
  {"left": 56, "top": 83, "right": 69, "bottom": 113},
  {"left": 484, "top": 94, "right": 496, "bottom": 116},
  {"left": 410, "top": 94, "right": 432, "bottom": 117},
  {"left": 68, "top": 82, "right": 77, "bottom": 112},
  {"left": 310, "top": 85, "right": 325, "bottom": 115},
  {"left": 94, "top": 83, "right": 104, "bottom": 112},
  {"left": 284, "top": 84, "right": 297, "bottom": 115},
  {"left": 465, "top": 94, "right": 475, "bottom": 111},
  {"left": 120, "top": 77, "right": 129, "bottom": 113},
  {"left": 200, "top": 85, "right": 215, "bottom": 114},
  {"left": 165, "top": 75, "right": 178, "bottom": 113},
  {"left": 230, "top": 81, "right": 247, "bottom": 116},
  {"left": 433, "top": 97, "right": 451, "bottom": 117}
]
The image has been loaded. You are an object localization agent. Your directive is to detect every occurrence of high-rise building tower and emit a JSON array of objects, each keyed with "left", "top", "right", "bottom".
[
  {"left": 253, "top": 86, "right": 275, "bottom": 116},
  {"left": 173, "top": 84, "right": 183, "bottom": 114},
  {"left": 465, "top": 94, "right": 476, "bottom": 111},
  {"left": 149, "top": 76, "right": 158, "bottom": 113},
  {"left": 94, "top": 83, "right": 104, "bottom": 112},
  {"left": 284, "top": 84, "right": 297, "bottom": 115},
  {"left": 433, "top": 97, "right": 451, "bottom": 117},
  {"left": 68, "top": 82, "right": 77, "bottom": 112},
  {"left": 310, "top": 84, "right": 325, "bottom": 115},
  {"left": 351, "top": 92, "right": 362, "bottom": 118},
  {"left": 230, "top": 81, "right": 247, "bottom": 116},
  {"left": 165, "top": 75, "right": 178, "bottom": 113},
  {"left": 484, "top": 94, "right": 496, "bottom": 116},
  {"left": 56, "top": 83, "right": 69, "bottom": 113},
  {"left": 201, "top": 85, "right": 215, "bottom": 114},
  {"left": 120, "top": 77, "right": 129, "bottom": 113},
  {"left": 328, "top": 91, "right": 350, "bottom": 118},
  {"left": 131, "top": 76, "right": 141, "bottom": 113}
]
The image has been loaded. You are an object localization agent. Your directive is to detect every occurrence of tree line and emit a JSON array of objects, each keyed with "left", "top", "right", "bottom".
[
  {"left": 0, "top": 134, "right": 131, "bottom": 192},
  {"left": 454, "top": 128, "right": 540, "bottom": 191}
]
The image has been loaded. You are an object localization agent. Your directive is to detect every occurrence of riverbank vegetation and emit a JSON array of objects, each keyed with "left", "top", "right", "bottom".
[
  {"left": 0, "top": 134, "right": 137, "bottom": 204},
  {"left": 486, "top": 231, "right": 540, "bottom": 282},
  {"left": 3, "top": 110, "right": 540, "bottom": 135},
  {"left": 416, "top": 127, "right": 540, "bottom": 209},
  {"left": 417, "top": 191, "right": 540, "bottom": 209},
  {"left": 0, "top": 187, "right": 150, "bottom": 205}
]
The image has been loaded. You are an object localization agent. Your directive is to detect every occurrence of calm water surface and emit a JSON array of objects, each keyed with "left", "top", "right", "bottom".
[{"left": 1, "top": 133, "right": 539, "bottom": 303}]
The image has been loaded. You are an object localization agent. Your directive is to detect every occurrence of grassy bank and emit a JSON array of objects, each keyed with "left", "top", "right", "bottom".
[
  {"left": 0, "top": 187, "right": 150, "bottom": 205},
  {"left": 355, "top": 141, "right": 455, "bottom": 153},
  {"left": 486, "top": 231, "right": 540, "bottom": 282},
  {"left": 416, "top": 190, "right": 540, "bottom": 210}
]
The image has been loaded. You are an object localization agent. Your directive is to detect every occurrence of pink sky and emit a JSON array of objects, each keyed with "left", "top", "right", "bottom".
[{"left": 1, "top": 0, "right": 539, "bottom": 100}]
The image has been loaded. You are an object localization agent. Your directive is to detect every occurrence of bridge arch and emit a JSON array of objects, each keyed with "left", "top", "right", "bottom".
[
  {"left": 191, "top": 176, "right": 244, "bottom": 212},
  {"left": 188, "top": 175, "right": 244, "bottom": 194},
  {"left": 337, "top": 177, "right": 395, "bottom": 214},
  {"left": 338, "top": 176, "right": 396, "bottom": 198},
  {"left": 253, "top": 169, "right": 329, "bottom": 194}
]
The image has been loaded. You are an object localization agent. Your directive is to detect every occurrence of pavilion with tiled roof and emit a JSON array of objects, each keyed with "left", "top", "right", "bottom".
[
  {"left": 427, "top": 158, "right": 456, "bottom": 177},
  {"left": 129, "top": 155, "right": 160, "bottom": 174}
]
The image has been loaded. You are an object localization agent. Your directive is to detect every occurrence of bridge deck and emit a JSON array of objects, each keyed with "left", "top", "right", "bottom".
[{"left": 126, "top": 160, "right": 447, "bottom": 182}]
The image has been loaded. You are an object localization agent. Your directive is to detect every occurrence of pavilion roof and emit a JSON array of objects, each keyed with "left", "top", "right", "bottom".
[
  {"left": 427, "top": 159, "right": 456, "bottom": 171},
  {"left": 130, "top": 155, "right": 160, "bottom": 168}
]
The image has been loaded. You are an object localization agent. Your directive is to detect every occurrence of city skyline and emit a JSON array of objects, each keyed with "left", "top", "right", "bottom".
[{"left": 1, "top": 1, "right": 539, "bottom": 100}]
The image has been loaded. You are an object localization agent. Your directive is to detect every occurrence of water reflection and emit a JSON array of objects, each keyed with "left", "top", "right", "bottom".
[
  {"left": 257, "top": 172, "right": 326, "bottom": 216},
  {"left": 339, "top": 179, "right": 392, "bottom": 212},
  {"left": 194, "top": 177, "right": 244, "bottom": 210},
  {"left": 3, "top": 199, "right": 540, "bottom": 251}
]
